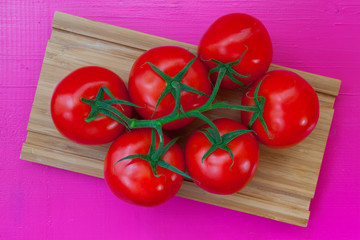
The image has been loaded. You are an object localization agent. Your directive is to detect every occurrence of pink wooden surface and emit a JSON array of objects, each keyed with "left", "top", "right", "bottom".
[{"left": 1, "top": 0, "right": 359, "bottom": 239}]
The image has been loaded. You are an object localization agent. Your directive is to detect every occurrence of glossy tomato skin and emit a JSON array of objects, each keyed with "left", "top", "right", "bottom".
[
  {"left": 128, "top": 46, "right": 212, "bottom": 129},
  {"left": 51, "top": 66, "right": 132, "bottom": 145},
  {"left": 198, "top": 13, "right": 272, "bottom": 89},
  {"left": 104, "top": 128, "right": 185, "bottom": 206},
  {"left": 185, "top": 118, "right": 259, "bottom": 195},
  {"left": 241, "top": 70, "right": 320, "bottom": 147}
]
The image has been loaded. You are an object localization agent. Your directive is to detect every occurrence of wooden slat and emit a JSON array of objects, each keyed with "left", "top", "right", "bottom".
[
  {"left": 21, "top": 143, "right": 105, "bottom": 178},
  {"left": 21, "top": 12, "right": 341, "bottom": 227},
  {"left": 178, "top": 181, "right": 310, "bottom": 227},
  {"left": 21, "top": 134, "right": 311, "bottom": 211},
  {"left": 51, "top": 12, "right": 341, "bottom": 98},
  {"left": 52, "top": 12, "right": 196, "bottom": 52},
  {"left": 21, "top": 135, "right": 311, "bottom": 211},
  {"left": 20, "top": 142, "right": 310, "bottom": 227},
  {"left": 25, "top": 131, "right": 110, "bottom": 161},
  {"left": 239, "top": 182, "right": 311, "bottom": 210}
]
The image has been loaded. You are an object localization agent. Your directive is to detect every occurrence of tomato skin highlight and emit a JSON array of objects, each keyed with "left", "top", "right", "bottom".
[
  {"left": 198, "top": 13, "right": 272, "bottom": 89},
  {"left": 50, "top": 66, "right": 132, "bottom": 145},
  {"left": 185, "top": 118, "right": 259, "bottom": 195},
  {"left": 104, "top": 128, "right": 185, "bottom": 207},
  {"left": 241, "top": 70, "right": 320, "bottom": 147},
  {"left": 128, "top": 46, "right": 212, "bottom": 129}
]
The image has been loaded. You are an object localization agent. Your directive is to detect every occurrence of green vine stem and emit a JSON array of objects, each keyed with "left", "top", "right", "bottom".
[{"left": 81, "top": 53, "right": 268, "bottom": 178}]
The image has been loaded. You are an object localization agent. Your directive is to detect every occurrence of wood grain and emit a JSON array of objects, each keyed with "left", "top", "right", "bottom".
[{"left": 20, "top": 12, "right": 341, "bottom": 227}]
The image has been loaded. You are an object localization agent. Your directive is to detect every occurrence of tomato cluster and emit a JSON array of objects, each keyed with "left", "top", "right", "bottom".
[{"left": 51, "top": 13, "right": 319, "bottom": 206}]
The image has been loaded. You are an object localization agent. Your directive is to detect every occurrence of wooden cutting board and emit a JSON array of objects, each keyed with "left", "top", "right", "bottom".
[{"left": 20, "top": 12, "right": 341, "bottom": 227}]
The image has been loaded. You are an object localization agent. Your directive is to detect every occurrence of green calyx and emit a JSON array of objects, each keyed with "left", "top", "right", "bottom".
[
  {"left": 199, "top": 127, "right": 254, "bottom": 169},
  {"left": 143, "top": 58, "right": 209, "bottom": 118},
  {"left": 81, "top": 86, "right": 143, "bottom": 130},
  {"left": 246, "top": 75, "right": 271, "bottom": 138},
  {"left": 113, "top": 129, "right": 192, "bottom": 179},
  {"left": 206, "top": 45, "right": 250, "bottom": 87}
]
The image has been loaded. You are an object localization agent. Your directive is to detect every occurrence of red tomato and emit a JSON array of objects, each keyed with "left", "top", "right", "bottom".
[
  {"left": 104, "top": 128, "right": 185, "bottom": 206},
  {"left": 128, "top": 46, "right": 212, "bottom": 129},
  {"left": 185, "top": 118, "right": 259, "bottom": 195},
  {"left": 241, "top": 70, "right": 320, "bottom": 147},
  {"left": 51, "top": 66, "right": 132, "bottom": 145},
  {"left": 198, "top": 13, "right": 272, "bottom": 89}
]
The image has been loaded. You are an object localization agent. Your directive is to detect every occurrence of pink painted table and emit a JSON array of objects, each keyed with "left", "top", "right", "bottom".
[{"left": 1, "top": 0, "right": 359, "bottom": 239}]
